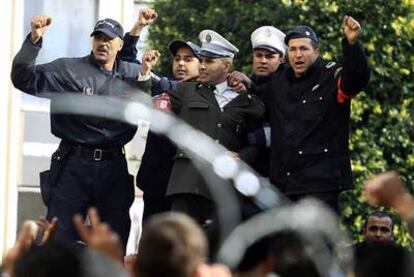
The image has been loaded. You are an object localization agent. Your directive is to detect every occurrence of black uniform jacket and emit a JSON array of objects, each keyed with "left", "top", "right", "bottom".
[
  {"left": 255, "top": 38, "right": 370, "bottom": 195},
  {"left": 166, "top": 82, "right": 265, "bottom": 199},
  {"left": 11, "top": 35, "right": 144, "bottom": 148}
]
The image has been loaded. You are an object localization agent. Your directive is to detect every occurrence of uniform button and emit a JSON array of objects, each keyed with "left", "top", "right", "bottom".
[
  {"left": 302, "top": 100, "right": 307, "bottom": 104},
  {"left": 248, "top": 94, "right": 252, "bottom": 99},
  {"left": 298, "top": 151, "right": 303, "bottom": 155},
  {"left": 286, "top": 172, "right": 291, "bottom": 176},
  {"left": 56, "top": 156, "right": 61, "bottom": 160},
  {"left": 178, "top": 153, "right": 184, "bottom": 157},
  {"left": 215, "top": 139, "right": 220, "bottom": 143},
  {"left": 217, "top": 123, "right": 222, "bottom": 128},
  {"left": 324, "top": 148, "right": 328, "bottom": 152},
  {"left": 220, "top": 108, "right": 224, "bottom": 112},
  {"left": 319, "top": 96, "right": 323, "bottom": 100}
]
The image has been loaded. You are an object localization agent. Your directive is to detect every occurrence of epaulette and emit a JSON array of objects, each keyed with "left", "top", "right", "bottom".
[{"left": 325, "top": 61, "right": 336, "bottom": 69}]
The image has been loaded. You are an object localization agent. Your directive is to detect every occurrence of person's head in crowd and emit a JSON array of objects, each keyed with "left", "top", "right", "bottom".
[
  {"left": 362, "top": 211, "right": 394, "bottom": 242},
  {"left": 168, "top": 40, "right": 201, "bottom": 81},
  {"left": 13, "top": 241, "right": 83, "bottom": 277},
  {"left": 197, "top": 30, "right": 239, "bottom": 86},
  {"left": 353, "top": 241, "right": 414, "bottom": 277},
  {"left": 285, "top": 25, "right": 320, "bottom": 78},
  {"left": 90, "top": 18, "right": 124, "bottom": 70},
  {"left": 135, "top": 212, "right": 208, "bottom": 277},
  {"left": 235, "top": 231, "right": 321, "bottom": 277},
  {"left": 235, "top": 236, "right": 274, "bottom": 277},
  {"left": 251, "top": 26, "right": 286, "bottom": 78}
]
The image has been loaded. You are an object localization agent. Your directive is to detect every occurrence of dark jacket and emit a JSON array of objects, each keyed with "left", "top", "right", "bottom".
[
  {"left": 255, "top": 39, "right": 370, "bottom": 195},
  {"left": 119, "top": 33, "right": 178, "bottom": 196},
  {"left": 11, "top": 35, "right": 143, "bottom": 148},
  {"left": 166, "top": 82, "right": 265, "bottom": 199}
]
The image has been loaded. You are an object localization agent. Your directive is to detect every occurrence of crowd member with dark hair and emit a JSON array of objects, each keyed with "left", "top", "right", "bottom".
[
  {"left": 13, "top": 241, "right": 84, "bottom": 277},
  {"left": 234, "top": 231, "right": 321, "bottom": 277},
  {"left": 353, "top": 241, "right": 414, "bottom": 277},
  {"left": 364, "top": 171, "right": 414, "bottom": 238},
  {"left": 10, "top": 15, "right": 150, "bottom": 250},
  {"left": 1, "top": 209, "right": 128, "bottom": 277},
  {"left": 361, "top": 211, "right": 394, "bottom": 242}
]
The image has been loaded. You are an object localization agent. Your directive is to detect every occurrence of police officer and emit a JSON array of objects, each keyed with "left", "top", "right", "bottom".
[
  {"left": 248, "top": 26, "right": 287, "bottom": 177},
  {"left": 11, "top": 16, "right": 147, "bottom": 249},
  {"left": 262, "top": 16, "right": 369, "bottom": 211},
  {"left": 139, "top": 30, "right": 265, "bottom": 224},
  {"left": 231, "top": 16, "right": 370, "bottom": 212},
  {"left": 136, "top": 41, "right": 201, "bottom": 222},
  {"left": 118, "top": 9, "right": 203, "bottom": 222}
]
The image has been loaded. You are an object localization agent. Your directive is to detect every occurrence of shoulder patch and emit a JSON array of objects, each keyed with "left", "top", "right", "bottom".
[{"left": 153, "top": 93, "right": 172, "bottom": 112}]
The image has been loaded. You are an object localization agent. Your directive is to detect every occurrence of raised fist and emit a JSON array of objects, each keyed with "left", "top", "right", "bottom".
[
  {"left": 137, "top": 8, "right": 158, "bottom": 27},
  {"left": 130, "top": 8, "right": 158, "bottom": 36},
  {"left": 141, "top": 49, "right": 161, "bottom": 76},
  {"left": 30, "top": 15, "right": 52, "bottom": 44},
  {"left": 343, "top": 15, "right": 361, "bottom": 45}
]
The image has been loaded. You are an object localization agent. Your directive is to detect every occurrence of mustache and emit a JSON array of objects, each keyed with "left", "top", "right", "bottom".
[{"left": 97, "top": 45, "right": 109, "bottom": 53}]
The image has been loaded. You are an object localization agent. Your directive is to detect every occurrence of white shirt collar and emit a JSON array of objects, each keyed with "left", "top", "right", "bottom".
[{"left": 214, "top": 80, "right": 229, "bottom": 94}]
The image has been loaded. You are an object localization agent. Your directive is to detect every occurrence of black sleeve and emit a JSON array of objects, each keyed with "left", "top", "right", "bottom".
[
  {"left": 339, "top": 38, "right": 370, "bottom": 96},
  {"left": 11, "top": 35, "right": 65, "bottom": 96},
  {"left": 119, "top": 32, "right": 140, "bottom": 64},
  {"left": 251, "top": 76, "right": 273, "bottom": 111},
  {"left": 238, "top": 94, "right": 266, "bottom": 164}
]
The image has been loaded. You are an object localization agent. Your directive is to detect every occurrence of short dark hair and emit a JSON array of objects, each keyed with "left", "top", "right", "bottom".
[
  {"left": 135, "top": 212, "right": 207, "bottom": 277},
  {"left": 354, "top": 241, "right": 414, "bottom": 277},
  {"left": 363, "top": 211, "right": 394, "bottom": 231},
  {"left": 14, "top": 241, "right": 83, "bottom": 277}
]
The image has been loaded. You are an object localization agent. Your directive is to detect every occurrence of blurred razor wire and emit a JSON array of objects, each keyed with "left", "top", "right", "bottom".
[
  {"left": 217, "top": 199, "right": 353, "bottom": 277},
  {"left": 41, "top": 83, "right": 352, "bottom": 275}
]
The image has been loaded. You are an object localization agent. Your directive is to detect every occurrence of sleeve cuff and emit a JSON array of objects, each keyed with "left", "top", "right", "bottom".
[{"left": 137, "top": 71, "right": 151, "bottom": 81}]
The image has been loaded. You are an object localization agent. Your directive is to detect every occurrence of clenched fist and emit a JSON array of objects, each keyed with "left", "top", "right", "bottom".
[
  {"left": 343, "top": 15, "right": 361, "bottom": 45},
  {"left": 130, "top": 8, "right": 158, "bottom": 36},
  {"left": 140, "top": 50, "right": 161, "bottom": 76},
  {"left": 30, "top": 15, "right": 52, "bottom": 44}
]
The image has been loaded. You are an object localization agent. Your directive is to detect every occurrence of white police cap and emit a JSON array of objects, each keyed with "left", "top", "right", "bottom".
[
  {"left": 251, "top": 26, "right": 286, "bottom": 56},
  {"left": 198, "top": 30, "right": 239, "bottom": 58}
]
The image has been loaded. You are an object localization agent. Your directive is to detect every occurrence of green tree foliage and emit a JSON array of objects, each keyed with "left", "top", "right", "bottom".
[{"left": 148, "top": 0, "right": 414, "bottom": 246}]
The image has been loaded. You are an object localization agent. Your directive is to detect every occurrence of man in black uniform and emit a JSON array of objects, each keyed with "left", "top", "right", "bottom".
[
  {"left": 11, "top": 15, "right": 148, "bottom": 249},
  {"left": 139, "top": 30, "right": 265, "bottom": 225},
  {"left": 262, "top": 16, "right": 369, "bottom": 211},
  {"left": 232, "top": 16, "right": 370, "bottom": 212}
]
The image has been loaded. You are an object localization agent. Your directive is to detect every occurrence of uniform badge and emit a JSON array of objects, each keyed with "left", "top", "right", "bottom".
[
  {"left": 206, "top": 34, "right": 212, "bottom": 43},
  {"left": 265, "top": 28, "right": 272, "bottom": 37},
  {"left": 153, "top": 93, "right": 172, "bottom": 112}
]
